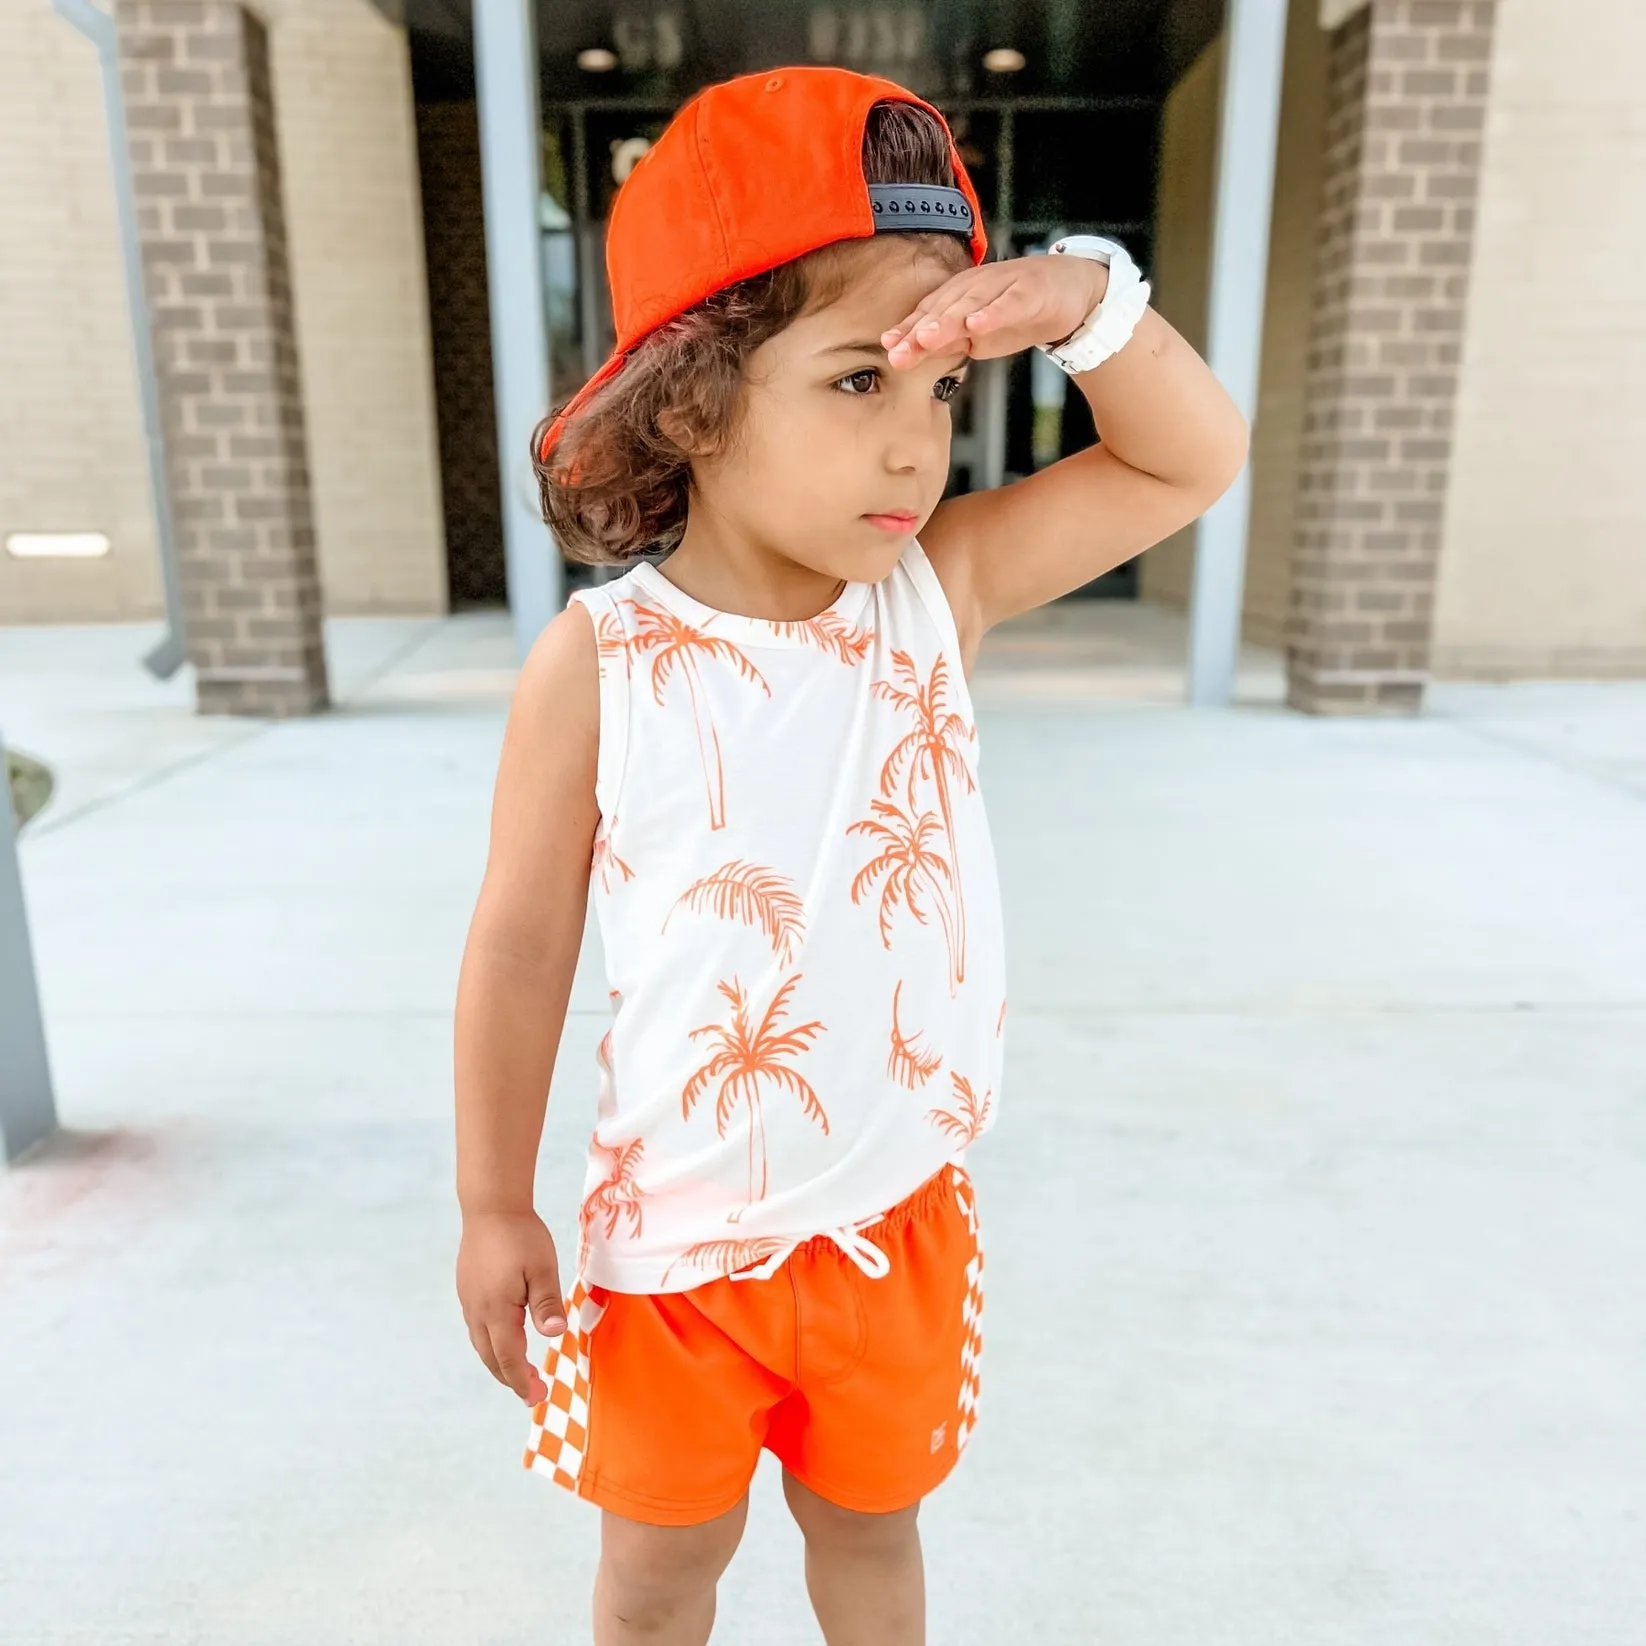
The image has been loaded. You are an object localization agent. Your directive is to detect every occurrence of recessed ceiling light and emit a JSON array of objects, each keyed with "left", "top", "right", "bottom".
[
  {"left": 577, "top": 47, "right": 618, "bottom": 72},
  {"left": 5, "top": 531, "right": 110, "bottom": 559},
  {"left": 610, "top": 137, "right": 652, "bottom": 183},
  {"left": 982, "top": 47, "right": 1026, "bottom": 73}
]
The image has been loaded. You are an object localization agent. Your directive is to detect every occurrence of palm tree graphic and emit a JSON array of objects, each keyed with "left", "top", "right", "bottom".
[
  {"left": 617, "top": 600, "right": 770, "bottom": 831},
  {"left": 871, "top": 648, "right": 976, "bottom": 989},
  {"left": 682, "top": 975, "right": 827, "bottom": 1216},
  {"left": 665, "top": 859, "right": 806, "bottom": 964},
  {"left": 579, "top": 1137, "right": 645, "bottom": 1270},
  {"left": 662, "top": 1235, "right": 796, "bottom": 1285},
  {"left": 848, "top": 798, "right": 958, "bottom": 975},
  {"left": 926, "top": 1072, "right": 992, "bottom": 1147},
  {"left": 591, "top": 814, "right": 634, "bottom": 893},
  {"left": 887, "top": 979, "right": 943, "bottom": 1089},
  {"left": 768, "top": 609, "right": 875, "bottom": 663},
  {"left": 593, "top": 610, "right": 628, "bottom": 675}
]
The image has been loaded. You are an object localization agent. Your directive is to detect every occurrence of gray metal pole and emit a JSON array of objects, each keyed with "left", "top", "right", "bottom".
[
  {"left": 980, "top": 106, "right": 1015, "bottom": 491},
  {"left": 54, "top": 0, "right": 188, "bottom": 681},
  {"left": 0, "top": 735, "right": 56, "bottom": 1164},
  {"left": 474, "top": 0, "right": 562, "bottom": 659},
  {"left": 1185, "top": 0, "right": 1289, "bottom": 707},
  {"left": 569, "top": 106, "right": 603, "bottom": 381}
]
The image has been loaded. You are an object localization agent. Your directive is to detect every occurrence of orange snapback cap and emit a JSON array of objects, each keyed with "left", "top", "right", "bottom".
[{"left": 536, "top": 66, "right": 988, "bottom": 464}]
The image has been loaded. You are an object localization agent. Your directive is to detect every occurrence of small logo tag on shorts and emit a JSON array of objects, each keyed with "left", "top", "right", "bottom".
[{"left": 930, "top": 1423, "right": 947, "bottom": 1454}]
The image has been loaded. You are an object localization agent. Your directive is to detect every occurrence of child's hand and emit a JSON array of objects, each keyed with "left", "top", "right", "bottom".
[
  {"left": 881, "top": 253, "right": 1111, "bottom": 369},
  {"left": 457, "top": 1208, "right": 567, "bottom": 1405}
]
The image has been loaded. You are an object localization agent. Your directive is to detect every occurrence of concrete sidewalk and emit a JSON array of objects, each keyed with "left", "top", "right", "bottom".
[{"left": 2, "top": 613, "right": 1644, "bottom": 1644}]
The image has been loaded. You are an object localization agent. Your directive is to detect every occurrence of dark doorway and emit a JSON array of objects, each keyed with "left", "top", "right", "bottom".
[
  {"left": 410, "top": 21, "right": 508, "bottom": 610},
  {"left": 404, "top": 0, "right": 1224, "bottom": 604}
]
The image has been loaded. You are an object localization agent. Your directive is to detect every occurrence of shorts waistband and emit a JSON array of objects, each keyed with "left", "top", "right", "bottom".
[{"left": 790, "top": 1164, "right": 959, "bottom": 1260}]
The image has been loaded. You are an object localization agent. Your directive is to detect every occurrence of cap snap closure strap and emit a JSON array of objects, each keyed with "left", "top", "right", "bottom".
[{"left": 868, "top": 184, "right": 975, "bottom": 236}]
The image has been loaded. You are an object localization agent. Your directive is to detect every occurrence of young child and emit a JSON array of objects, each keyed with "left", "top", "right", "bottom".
[{"left": 455, "top": 67, "right": 1245, "bottom": 1645}]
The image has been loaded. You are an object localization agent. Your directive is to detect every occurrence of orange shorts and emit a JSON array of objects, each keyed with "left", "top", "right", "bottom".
[{"left": 523, "top": 1165, "right": 984, "bottom": 1526}]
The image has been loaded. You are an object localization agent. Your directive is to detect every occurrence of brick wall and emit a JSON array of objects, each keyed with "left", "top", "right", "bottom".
[
  {"left": 118, "top": 0, "right": 327, "bottom": 715},
  {"left": 415, "top": 100, "right": 504, "bottom": 608},
  {"left": 1286, "top": 0, "right": 1496, "bottom": 713}
]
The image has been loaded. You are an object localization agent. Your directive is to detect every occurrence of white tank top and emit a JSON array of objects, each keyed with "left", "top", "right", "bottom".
[{"left": 568, "top": 540, "right": 1006, "bottom": 1293}]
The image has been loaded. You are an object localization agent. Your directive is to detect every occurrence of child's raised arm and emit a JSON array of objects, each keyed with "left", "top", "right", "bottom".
[
  {"left": 454, "top": 605, "right": 600, "bottom": 1405},
  {"left": 892, "top": 254, "right": 1250, "bottom": 660}
]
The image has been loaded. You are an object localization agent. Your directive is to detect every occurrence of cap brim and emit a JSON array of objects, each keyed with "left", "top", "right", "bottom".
[{"left": 536, "top": 349, "right": 632, "bottom": 466}]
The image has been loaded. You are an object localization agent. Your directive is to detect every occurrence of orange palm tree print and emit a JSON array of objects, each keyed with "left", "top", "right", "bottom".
[
  {"left": 662, "top": 1236, "right": 792, "bottom": 1285},
  {"left": 887, "top": 980, "right": 942, "bottom": 1089},
  {"left": 665, "top": 860, "right": 806, "bottom": 963},
  {"left": 614, "top": 599, "right": 770, "bottom": 831},
  {"left": 591, "top": 814, "right": 634, "bottom": 893},
  {"left": 926, "top": 1071, "right": 992, "bottom": 1147},
  {"left": 594, "top": 988, "right": 621, "bottom": 1121},
  {"left": 872, "top": 648, "right": 976, "bottom": 990},
  {"left": 579, "top": 1137, "right": 645, "bottom": 1270},
  {"left": 682, "top": 975, "right": 827, "bottom": 1215},
  {"left": 769, "top": 609, "right": 874, "bottom": 663},
  {"left": 847, "top": 797, "right": 958, "bottom": 969},
  {"left": 593, "top": 610, "right": 628, "bottom": 675}
]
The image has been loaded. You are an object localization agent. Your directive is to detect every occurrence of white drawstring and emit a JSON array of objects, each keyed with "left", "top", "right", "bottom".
[
  {"left": 730, "top": 1216, "right": 892, "bottom": 1282},
  {"left": 825, "top": 1223, "right": 893, "bottom": 1278}
]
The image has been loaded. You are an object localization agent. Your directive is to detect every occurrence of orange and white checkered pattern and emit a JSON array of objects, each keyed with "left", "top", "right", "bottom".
[
  {"left": 523, "top": 1282, "right": 609, "bottom": 1488},
  {"left": 950, "top": 1167, "right": 983, "bottom": 1453}
]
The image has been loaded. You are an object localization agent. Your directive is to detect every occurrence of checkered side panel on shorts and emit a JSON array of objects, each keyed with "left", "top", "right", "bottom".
[
  {"left": 950, "top": 1167, "right": 984, "bottom": 1453},
  {"left": 523, "top": 1282, "right": 608, "bottom": 1490}
]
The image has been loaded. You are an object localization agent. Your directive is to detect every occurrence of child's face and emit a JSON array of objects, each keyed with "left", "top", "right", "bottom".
[{"left": 691, "top": 240, "right": 971, "bottom": 585}]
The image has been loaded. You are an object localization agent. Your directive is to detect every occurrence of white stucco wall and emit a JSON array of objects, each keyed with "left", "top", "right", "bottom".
[{"left": 1433, "top": 0, "right": 1646, "bottom": 676}]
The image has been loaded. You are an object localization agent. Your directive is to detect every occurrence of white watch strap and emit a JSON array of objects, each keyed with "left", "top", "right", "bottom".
[{"left": 1039, "top": 237, "right": 1151, "bottom": 376}]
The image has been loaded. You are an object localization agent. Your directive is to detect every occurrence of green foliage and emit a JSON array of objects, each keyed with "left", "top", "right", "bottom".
[{"left": 6, "top": 748, "right": 53, "bottom": 831}]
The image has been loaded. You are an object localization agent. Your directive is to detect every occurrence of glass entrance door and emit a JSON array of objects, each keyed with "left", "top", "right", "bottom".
[{"left": 529, "top": 0, "right": 1208, "bottom": 596}]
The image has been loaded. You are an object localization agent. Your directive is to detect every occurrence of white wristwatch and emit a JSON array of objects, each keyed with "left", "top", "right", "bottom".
[{"left": 1037, "top": 235, "right": 1151, "bottom": 376}]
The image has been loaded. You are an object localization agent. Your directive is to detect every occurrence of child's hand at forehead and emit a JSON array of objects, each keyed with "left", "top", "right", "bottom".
[{"left": 881, "top": 253, "right": 1111, "bottom": 370}]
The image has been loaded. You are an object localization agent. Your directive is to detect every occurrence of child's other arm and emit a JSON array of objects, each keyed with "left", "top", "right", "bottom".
[
  {"left": 454, "top": 605, "right": 599, "bottom": 1405},
  {"left": 893, "top": 255, "right": 1250, "bottom": 660}
]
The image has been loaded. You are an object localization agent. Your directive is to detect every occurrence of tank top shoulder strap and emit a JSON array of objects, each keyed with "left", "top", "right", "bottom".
[
  {"left": 898, "top": 538, "right": 976, "bottom": 720},
  {"left": 568, "top": 580, "right": 633, "bottom": 820},
  {"left": 901, "top": 539, "right": 963, "bottom": 652}
]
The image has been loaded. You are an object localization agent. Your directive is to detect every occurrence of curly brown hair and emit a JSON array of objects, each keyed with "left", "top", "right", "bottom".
[{"left": 533, "top": 100, "right": 976, "bottom": 566}]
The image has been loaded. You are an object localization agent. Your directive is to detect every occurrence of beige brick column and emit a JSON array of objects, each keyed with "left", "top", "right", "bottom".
[
  {"left": 117, "top": 0, "right": 328, "bottom": 716},
  {"left": 1287, "top": 0, "right": 1496, "bottom": 714}
]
